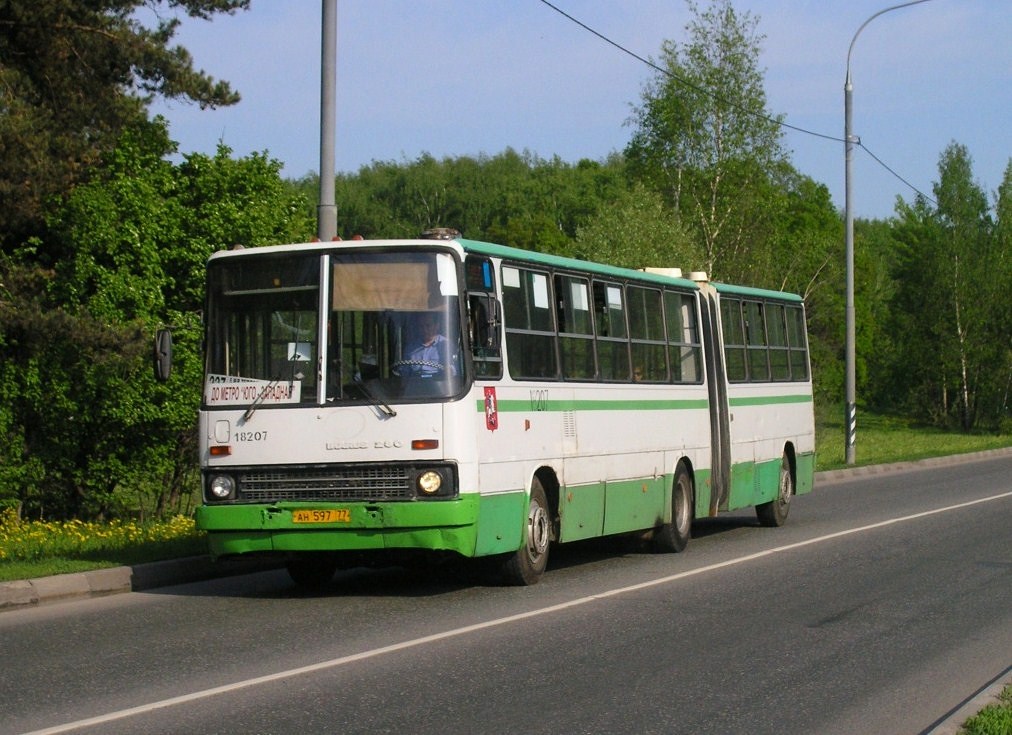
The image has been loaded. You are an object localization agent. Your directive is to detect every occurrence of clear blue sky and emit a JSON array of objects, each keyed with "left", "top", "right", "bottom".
[{"left": 148, "top": 0, "right": 1011, "bottom": 221}]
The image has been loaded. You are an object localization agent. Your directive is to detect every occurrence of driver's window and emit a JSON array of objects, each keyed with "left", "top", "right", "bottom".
[{"left": 469, "top": 295, "right": 502, "bottom": 379}]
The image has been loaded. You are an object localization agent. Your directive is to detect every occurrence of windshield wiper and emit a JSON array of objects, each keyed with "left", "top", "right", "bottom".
[
  {"left": 353, "top": 375, "right": 397, "bottom": 417},
  {"left": 242, "top": 375, "right": 281, "bottom": 423}
]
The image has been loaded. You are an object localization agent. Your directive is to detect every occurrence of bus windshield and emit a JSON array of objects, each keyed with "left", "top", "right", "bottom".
[{"left": 204, "top": 249, "right": 465, "bottom": 408}]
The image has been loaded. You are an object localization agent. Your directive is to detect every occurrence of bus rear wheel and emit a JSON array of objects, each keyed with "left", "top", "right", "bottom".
[
  {"left": 499, "top": 479, "right": 551, "bottom": 585},
  {"left": 653, "top": 462, "right": 692, "bottom": 553},
  {"left": 756, "top": 452, "right": 793, "bottom": 527}
]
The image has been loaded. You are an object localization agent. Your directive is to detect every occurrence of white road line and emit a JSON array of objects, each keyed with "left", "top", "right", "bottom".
[{"left": 22, "top": 490, "right": 1012, "bottom": 735}]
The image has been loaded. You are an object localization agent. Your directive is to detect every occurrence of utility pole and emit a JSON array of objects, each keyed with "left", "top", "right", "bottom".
[
  {"left": 843, "top": 0, "right": 932, "bottom": 465},
  {"left": 318, "top": 0, "right": 337, "bottom": 241}
]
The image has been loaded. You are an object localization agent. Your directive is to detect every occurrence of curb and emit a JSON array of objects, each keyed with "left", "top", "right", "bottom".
[
  {"left": 814, "top": 445, "right": 1012, "bottom": 485},
  {"left": 924, "top": 667, "right": 1012, "bottom": 735},
  {"left": 0, "top": 555, "right": 275, "bottom": 613}
]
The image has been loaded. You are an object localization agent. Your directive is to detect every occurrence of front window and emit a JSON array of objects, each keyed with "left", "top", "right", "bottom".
[
  {"left": 205, "top": 253, "right": 322, "bottom": 408},
  {"left": 204, "top": 249, "right": 465, "bottom": 408},
  {"left": 328, "top": 251, "right": 464, "bottom": 401}
]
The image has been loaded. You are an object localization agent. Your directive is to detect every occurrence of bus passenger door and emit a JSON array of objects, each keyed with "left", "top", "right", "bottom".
[{"left": 699, "top": 289, "right": 730, "bottom": 515}]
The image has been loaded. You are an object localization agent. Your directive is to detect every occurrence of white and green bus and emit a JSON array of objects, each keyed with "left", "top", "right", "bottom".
[{"left": 166, "top": 232, "right": 814, "bottom": 586}]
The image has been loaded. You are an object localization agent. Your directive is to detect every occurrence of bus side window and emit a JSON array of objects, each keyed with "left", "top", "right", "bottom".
[
  {"left": 503, "top": 266, "right": 558, "bottom": 380},
  {"left": 469, "top": 294, "right": 502, "bottom": 379},
  {"left": 663, "top": 290, "right": 701, "bottom": 383},
  {"left": 721, "top": 298, "right": 747, "bottom": 382},
  {"left": 593, "top": 280, "right": 630, "bottom": 381},
  {"left": 745, "top": 300, "right": 770, "bottom": 381},
  {"left": 628, "top": 285, "right": 667, "bottom": 382},
  {"left": 556, "top": 274, "right": 595, "bottom": 380},
  {"left": 786, "top": 305, "right": 810, "bottom": 381},
  {"left": 767, "top": 303, "right": 791, "bottom": 381}
]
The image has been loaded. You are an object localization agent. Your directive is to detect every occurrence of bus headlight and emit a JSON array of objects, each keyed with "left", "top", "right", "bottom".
[
  {"left": 208, "top": 474, "right": 236, "bottom": 500},
  {"left": 417, "top": 470, "right": 443, "bottom": 495}
]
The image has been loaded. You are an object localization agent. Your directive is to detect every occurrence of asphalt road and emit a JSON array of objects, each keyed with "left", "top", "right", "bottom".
[{"left": 2, "top": 455, "right": 1010, "bottom": 735}]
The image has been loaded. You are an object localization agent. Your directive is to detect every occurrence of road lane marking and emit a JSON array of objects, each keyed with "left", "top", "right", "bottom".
[{"left": 22, "top": 489, "right": 1012, "bottom": 735}]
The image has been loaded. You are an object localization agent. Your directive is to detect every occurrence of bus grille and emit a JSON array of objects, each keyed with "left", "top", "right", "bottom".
[{"left": 239, "top": 466, "right": 414, "bottom": 502}]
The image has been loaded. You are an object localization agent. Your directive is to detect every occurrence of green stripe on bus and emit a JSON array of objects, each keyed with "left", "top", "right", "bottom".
[
  {"left": 476, "top": 398, "right": 710, "bottom": 413},
  {"left": 475, "top": 394, "right": 810, "bottom": 412},
  {"left": 728, "top": 394, "right": 814, "bottom": 407}
]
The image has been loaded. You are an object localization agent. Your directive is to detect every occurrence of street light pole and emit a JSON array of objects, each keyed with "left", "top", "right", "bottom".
[
  {"left": 318, "top": 0, "right": 337, "bottom": 241},
  {"left": 843, "top": 0, "right": 932, "bottom": 465}
]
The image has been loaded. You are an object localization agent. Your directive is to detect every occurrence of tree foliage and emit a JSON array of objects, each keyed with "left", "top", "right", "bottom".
[
  {"left": 315, "top": 150, "right": 627, "bottom": 254},
  {"left": 0, "top": 0, "right": 249, "bottom": 249},
  {"left": 571, "top": 182, "right": 699, "bottom": 270},
  {"left": 625, "top": 0, "right": 789, "bottom": 282},
  {"left": 869, "top": 143, "right": 1011, "bottom": 431},
  {"left": 0, "top": 119, "right": 313, "bottom": 520}
]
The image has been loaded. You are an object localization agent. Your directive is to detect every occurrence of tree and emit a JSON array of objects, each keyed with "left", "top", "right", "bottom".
[
  {"left": 0, "top": 0, "right": 249, "bottom": 249},
  {"left": 933, "top": 144, "right": 994, "bottom": 429},
  {"left": 770, "top": 173, "right": 845, "bottom": 405},
  {"left": 987, "top": 160, "right": 1012, "bottom": 429},
  {"left": 327, "top": 150, "right": 627, "bottom": 251},
  {"left": 0, "top": 123, "right": 314, "bottom": 520},
  {"left": 571, "top": 183, "right": 699, "bottom": 270},
  {"left": 625, "top": 0, "right": 789, "bottom": 282},
  {"left": 888, "top": 143, "right": 1006, "bottom": 430}
]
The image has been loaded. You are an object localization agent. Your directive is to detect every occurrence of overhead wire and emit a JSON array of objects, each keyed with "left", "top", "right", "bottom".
[
  {"left": 859, "top": 143, "right": 935, "bottom": 206},
  {"left": 537, "top": 0, "right": 937, "bottom": 205}
]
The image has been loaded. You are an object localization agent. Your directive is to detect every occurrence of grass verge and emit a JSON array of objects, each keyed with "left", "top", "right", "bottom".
[
  {"left": 0, "top": 510, "right": 207, "bottom": 582},
  {"left": 959, "top": 684, "right": 1012, "bottom": 735},
  {"left": 815, "top": 407, "right": 1012, "bottom": 470}
]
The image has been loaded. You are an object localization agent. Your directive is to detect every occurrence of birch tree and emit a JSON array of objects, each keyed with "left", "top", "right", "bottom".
[{"left": 625, "top": 0, "right": 789, "bottom": 282}]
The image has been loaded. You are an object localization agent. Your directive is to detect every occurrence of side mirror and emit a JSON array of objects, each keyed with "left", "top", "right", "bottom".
[{"left": 154, "top": 328, "right": 173, "bottom": 382}]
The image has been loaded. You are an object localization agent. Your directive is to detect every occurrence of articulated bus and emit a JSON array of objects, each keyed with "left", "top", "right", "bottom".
[{"left": 164, "top": 232, "right": 815, "bottom": 586}]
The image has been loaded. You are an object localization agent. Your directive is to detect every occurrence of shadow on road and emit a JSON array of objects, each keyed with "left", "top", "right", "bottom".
[{"left": 140, "top": 510, "right": 765, "bottom": 603}]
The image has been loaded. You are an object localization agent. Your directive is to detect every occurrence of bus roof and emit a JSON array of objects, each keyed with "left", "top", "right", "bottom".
[
  {"left": 207, "top": 238, "right": 803, "bottom": 301},
  {"left": 460, "top": 239, "right": 802, "bottom": 301},
  {"left": 710, "top": 281, "right": 804, "bottom": 303},
  {"left": 458, "top": 238, "right": 701, "bottom": 290}
]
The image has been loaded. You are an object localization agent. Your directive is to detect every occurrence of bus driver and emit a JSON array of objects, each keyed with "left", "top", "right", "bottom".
[{"left": 397, "top": 312, "right": 454, "bottom": 377}]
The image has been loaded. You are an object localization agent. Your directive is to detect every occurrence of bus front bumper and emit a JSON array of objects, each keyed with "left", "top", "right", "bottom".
[{"left": 195, "top": 494, "right": 483, "bottom": 559}]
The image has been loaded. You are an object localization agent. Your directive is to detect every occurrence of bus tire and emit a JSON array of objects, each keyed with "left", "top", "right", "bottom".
[
  {"left": 499, "top": 479, "right": 551, "bottom": 585},
  {"left": 286, "top": 553, "right": 338, "bottom": 589},
  {"left": 756, "top": 452, "right": 793, "bottom": 527},
  {"left": 653, "top": 462, "right": 692, "bottom": 553}
]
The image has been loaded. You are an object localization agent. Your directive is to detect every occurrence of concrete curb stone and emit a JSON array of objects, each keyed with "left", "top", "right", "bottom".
[
  {"left": 0, "top": 555, "right": 275, "bottom": 612},
  {"left": 0, "top": 579, "right": 37, "bottom": 609}
]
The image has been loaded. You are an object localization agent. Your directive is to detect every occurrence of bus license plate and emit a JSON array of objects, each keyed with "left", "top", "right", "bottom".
[{"left": 292, "top": 509, "right": 351, "bottom": 524}]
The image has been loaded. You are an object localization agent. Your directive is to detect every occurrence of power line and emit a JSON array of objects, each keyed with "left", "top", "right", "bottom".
[
  {"left": 537, "top": 0, "right": 935, "bottom": 205},
  {"left": 539, "top": 0, "right": 840, "bottom": 144},
  {"left": 860, "top": 142, "right": 936, "bottom": 206}
]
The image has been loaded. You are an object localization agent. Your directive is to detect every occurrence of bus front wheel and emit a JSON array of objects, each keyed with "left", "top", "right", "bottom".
[
  {"left": 499, "top": 479, "right": 551, "bottom": 585},
  {"left": 756, "top": 452, "right": 793, "bottom": 527}
]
